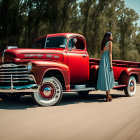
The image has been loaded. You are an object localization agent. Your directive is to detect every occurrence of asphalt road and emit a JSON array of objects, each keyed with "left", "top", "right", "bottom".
[{"left": 0, "top": 86, "right": 140, "bottom": 140}]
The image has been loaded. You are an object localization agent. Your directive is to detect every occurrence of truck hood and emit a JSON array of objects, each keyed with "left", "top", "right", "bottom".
[{"left": 0, "top": 48, "right": 64, "bottom": 64}]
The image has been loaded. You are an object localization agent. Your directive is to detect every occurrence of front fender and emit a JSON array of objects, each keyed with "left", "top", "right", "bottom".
[{"left": 30, "top": 60, "right": 70, "bottom": 91}]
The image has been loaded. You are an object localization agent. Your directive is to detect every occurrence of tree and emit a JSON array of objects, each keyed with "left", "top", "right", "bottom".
[
  {"left": 0, "top": 0, "right": 140, "bottom": 62},
  {"left": 117, "top": 1, "right": 139, "bottom": 60}
]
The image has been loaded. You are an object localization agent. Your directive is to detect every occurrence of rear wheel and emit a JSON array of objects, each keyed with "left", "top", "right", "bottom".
[
  {"left": 32, "top": 77, "right": 63, "bottom": 106},
  {"left": 124, "top": 76, "right": 136, "bottom": 97}
]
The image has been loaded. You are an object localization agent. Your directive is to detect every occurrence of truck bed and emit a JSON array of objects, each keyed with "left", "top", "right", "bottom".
[{"left": 89, "top": 58, "right": 140, "bottom": 68}]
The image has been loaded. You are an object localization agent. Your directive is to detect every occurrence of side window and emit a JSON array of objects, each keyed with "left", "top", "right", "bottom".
[
  {"left": 76, "top": 38, "right": 85, "bottom": 50},
  {"left": 68, "top": 37, "right": 85, "bottom": 50}
]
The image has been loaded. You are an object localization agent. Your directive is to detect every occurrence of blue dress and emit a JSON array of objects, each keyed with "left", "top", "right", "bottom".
[{"left": 96, "top": 41, "right": 115, "bottom": 91}]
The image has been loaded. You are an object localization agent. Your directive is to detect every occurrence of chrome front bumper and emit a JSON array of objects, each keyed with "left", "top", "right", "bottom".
[
  {"left": 0, "top": 63, "right": 38, "bottom": 93},
  {"left": 0, "top": 84, "right": 38, "bottom": 93}
]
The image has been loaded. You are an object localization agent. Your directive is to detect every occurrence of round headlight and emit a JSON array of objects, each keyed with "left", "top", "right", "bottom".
[{"left": 27, "top": 62, "right": 32, "bottom": 71}]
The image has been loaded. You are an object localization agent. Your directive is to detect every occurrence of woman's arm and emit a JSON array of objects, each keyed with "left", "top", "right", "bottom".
[
  {"left": 109, "top": 41, "right": 113, "bottom": 67},
  {"left": 101, "top": 50, "right": 103, "bottom": 57}
]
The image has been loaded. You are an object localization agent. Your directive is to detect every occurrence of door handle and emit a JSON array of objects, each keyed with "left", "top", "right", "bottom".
[{"left": 82, "top": 54, "right": 87, "bottom": 57}]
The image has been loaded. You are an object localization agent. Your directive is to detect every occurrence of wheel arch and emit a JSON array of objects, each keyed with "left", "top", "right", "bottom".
[
  {"left": 43, "top": 69, "right": 66, "bottom": 90},
  {"left": 129, "top": 74, "right": 138, "bottom": 83},
  {"left": 119, "top": 70, "right": 138, "bottom": 85},
  {"left": 118, "top": 70, "right": 129, "bottom": 85}
]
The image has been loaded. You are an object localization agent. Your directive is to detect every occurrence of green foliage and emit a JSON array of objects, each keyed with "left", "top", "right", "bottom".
[{"left": 0, "top": 0, "right": 140, "bottom": 61}]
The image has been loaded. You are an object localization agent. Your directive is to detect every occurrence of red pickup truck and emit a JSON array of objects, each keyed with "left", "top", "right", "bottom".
[{"left": 0, "top": 33, "right": 140, "bottom": 106}]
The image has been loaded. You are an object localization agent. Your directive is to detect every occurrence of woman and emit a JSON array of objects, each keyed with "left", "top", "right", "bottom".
[{"left": 96, "top": 32, "right": 115, "bottom": 102}]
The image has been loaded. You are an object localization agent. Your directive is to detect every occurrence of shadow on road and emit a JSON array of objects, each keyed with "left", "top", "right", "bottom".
[
  {"left": 0, "top": 92, "right": 126, "bottom": 110},
  {"left": 59, "top": 92, "right": 126, "bottom": 106},
  {"left": 0, "top": 95, "right": 38, "bottom": 110}
]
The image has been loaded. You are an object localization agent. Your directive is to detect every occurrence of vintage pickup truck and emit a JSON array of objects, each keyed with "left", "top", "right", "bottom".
[{"left": 0, "top": 33, "right": 140, "bottom": 106}]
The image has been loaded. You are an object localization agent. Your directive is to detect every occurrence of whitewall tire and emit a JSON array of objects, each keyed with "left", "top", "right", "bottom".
[
  {"left": 124, "top": 76, "right": 136, "bottom": 97},
  {"left": 32, "top": 77, "right": 63, "bottom": 106}
]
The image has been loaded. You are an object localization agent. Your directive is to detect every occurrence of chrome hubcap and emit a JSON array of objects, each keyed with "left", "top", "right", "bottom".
[
  {"left": 40, "top": 84, "right": 55, "bottom": 98},
  {"left": 43, "top": 87, "right": 52, "bottom": 96},
  {"left": 129, "top": 80, "right": 135, "bottom": 92}
]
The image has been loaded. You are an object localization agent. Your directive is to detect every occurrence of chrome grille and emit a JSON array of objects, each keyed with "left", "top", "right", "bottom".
[{"left": 0, "top": 64, "right": 35, "bottom": 86}]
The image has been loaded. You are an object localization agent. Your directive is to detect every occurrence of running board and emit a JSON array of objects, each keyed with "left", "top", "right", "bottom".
[
  {"left": 69, "top": 81, "right": 126, "bottom": 92},
  {"left": 70, "top": 87, "right": 96, "bottom": 92}
]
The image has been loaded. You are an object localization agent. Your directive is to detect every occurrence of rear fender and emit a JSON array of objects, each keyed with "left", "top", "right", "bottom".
[
  {"left": 119, "top": 70, "right": 129, "bottom": 85},
  {"left": 119, "top": 69, "right": 139, "bottom": 85},
  {"left": 90, "top": 65, "right": 99, "bottom": 82}
]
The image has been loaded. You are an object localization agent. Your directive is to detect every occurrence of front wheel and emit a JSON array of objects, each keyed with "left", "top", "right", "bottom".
[
  {"left": 32, "top": 77, "right": 63, "bottom": 106},
  {"left": 124, "top": 76, "right": 136, "bottom": 97}
]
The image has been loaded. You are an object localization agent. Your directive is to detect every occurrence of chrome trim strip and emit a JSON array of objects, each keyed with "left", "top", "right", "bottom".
[
  {"left": 2, "top": 49, "right": 7, "bottom": 63},
  {"left": 11, "top": 74, "right": 13, "bottom": 90},
  {"left": 24, "top": 54, "right": 43, "bottom": 57},
  {"left": 0, "top": 68, "right": 27, "bottom": 71},
  {"left": 0, "top": 74, "right": 33, "bottom": 77},
  {"left": 0, "top": 71, "right": 30, "bottom": 74},
  {"left": 7, "top": 46, "right": 18, "bottom": 49},
  {"left": 82, "top": 54, "right": 88, "bottom": 57},
  {"left": 0, "top": 77, "right": 31, "bottom": 79},
  {"left": 0, "top": 80, "right": 29, "bottom": 83},
  {"left": 0, "top": 88, "right": 37, "bottom": 93},
  {"left": 54, "top": 55, "right": 59, "bottom": 58},
  {"left": 0, "top": 64, "right": 26, "bottom": 68},
  {"left": 70, "top": 87, "right": 96, "bottom": 92},
  {"left": 46, "top": 54, "right": 52, "bottom": 58}
]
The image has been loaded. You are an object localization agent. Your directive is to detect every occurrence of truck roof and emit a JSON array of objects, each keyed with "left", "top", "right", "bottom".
[{"left": 36, "top": 33, "right": 85, "bottom": 41}]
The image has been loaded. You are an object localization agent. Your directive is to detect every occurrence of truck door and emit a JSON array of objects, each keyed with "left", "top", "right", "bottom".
[{"left": 67, "top": 37, "right": 89, "bottom": 83}]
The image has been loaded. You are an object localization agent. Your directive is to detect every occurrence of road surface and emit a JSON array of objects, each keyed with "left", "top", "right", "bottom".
[{"left": 0, "top": 86, "right": 140, "bottom": 140}]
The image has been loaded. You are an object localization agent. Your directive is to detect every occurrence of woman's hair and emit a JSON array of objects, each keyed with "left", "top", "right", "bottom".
[{"left": 101, "top": 32, "right": 112, "bottom": 51}]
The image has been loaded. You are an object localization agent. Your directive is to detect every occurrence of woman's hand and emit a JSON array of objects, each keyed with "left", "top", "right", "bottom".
[{"left": 110, "top": 65, "right": 113, "bottom": 71}]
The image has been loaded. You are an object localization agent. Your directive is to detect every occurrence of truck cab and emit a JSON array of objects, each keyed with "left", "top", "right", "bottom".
[{"left": 33, "top": 33, "right": 90, "bottom": 83}]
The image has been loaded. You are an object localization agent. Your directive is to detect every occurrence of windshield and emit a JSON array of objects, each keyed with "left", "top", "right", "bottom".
[
  {"left": 32, "top": 36, "right": 67, "bottom": 49},
  {"left": 45, "top": 36, "right": 67, "bottom": 48}
]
